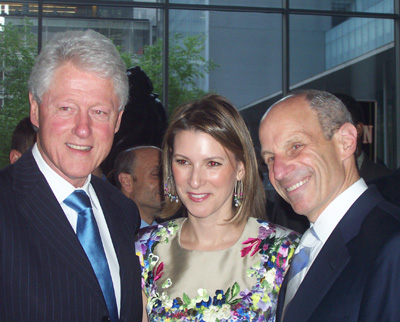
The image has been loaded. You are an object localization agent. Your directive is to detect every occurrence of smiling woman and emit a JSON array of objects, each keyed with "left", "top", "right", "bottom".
[
  {"left": 171, "top": 130, "right": 244, "bottom": 224},
  {"left": 135, "top": 94, "right": 301, "bottom": 322}
]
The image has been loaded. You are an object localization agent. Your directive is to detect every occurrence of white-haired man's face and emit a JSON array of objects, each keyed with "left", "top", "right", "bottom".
[{"left": 30, "top": 62, "right": 123, "bottom": 187}]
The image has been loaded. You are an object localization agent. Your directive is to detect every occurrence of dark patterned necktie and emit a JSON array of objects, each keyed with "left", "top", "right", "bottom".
[{"left": 64, "top": 190, "right": 118, "bottom": 322}]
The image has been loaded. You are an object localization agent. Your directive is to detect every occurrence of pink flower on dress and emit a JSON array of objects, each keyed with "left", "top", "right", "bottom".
[
  {"left": 241, "top": 237, "right": 262, "bottom": 257},
  {"left": 153, "top": 262, "right": 164, "bottom": 282}
]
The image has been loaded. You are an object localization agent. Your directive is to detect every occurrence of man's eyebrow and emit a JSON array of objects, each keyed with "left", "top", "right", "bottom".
[{"left": 261, "top": 149, "right": 273, "bottom": 158}]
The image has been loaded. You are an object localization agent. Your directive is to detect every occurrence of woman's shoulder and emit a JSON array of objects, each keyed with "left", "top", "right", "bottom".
[
  {"left": 241, "top": 217, "right": 301, "bottom": 272},
  {"left": 245, "top": 217, "right": 302, "bottom": 251},
  {"left": 135, "top": 218, "right": 185, "bottom": 266},
  {"left": 136, "top": 218, "right": 184, "bottom": 242},
  {"left": 248, "top": 217, "right": 301, "bottom": 238}
]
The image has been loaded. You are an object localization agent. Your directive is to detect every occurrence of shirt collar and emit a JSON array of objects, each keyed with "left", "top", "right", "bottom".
[
  {"left": 32, "top": 143, "right": 94, "bottom": 207},
  {"left": 312, "top": 178, "right": 367, "bottom": 243}
]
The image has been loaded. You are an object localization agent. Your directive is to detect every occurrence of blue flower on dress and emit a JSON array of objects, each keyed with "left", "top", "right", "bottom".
[
  {"left": 266, "top": 255, "right": 276, "bottom": 268},
  {"left": 153, "top": 298, "right": 162, "bottom": 308},
  {"left": 135, "top": 218, "right": 301, "bottom": 321},
  {"left": 172, "top": 298, "right": 180, "bottom": 308},
  {"left": 212, "top": 290, "right": 226, "bottom": 306},
  {"left": 196, "top": 296, "right": 212, "bottom": 309}
]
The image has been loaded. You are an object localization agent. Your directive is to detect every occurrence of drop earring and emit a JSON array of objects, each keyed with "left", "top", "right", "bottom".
[
  {"left": 233, "top": 180, "right": 244, "bottom": 207},
  {"left": 164, "top": 176, "right": 179, "bottom": 203}
]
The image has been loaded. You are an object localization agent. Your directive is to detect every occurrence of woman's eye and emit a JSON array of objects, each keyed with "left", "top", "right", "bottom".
[
  {"left": 208, "top": 161, "right": 221, "bottom": 167},
  {"left": 176, "top": 159, "right": 188, "bottom": 165}
]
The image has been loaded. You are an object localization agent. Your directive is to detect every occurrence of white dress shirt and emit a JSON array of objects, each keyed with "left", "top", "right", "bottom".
[
  {"left": 288, "top": 178, "right": 367, "bottom": 295},
  {"left": 32, "top": 144, "right": 121, "bottom": 315},
  {"left": 309, "top": 178, "right": 368, "bottom": 268},
  {"left": 283, "top": 178, "right": 368, "bottom": 315}
]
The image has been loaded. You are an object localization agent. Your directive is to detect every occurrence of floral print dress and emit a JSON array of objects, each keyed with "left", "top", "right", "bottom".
[{"left": 135, "top": 217, "right": 300, "bottom": 322}]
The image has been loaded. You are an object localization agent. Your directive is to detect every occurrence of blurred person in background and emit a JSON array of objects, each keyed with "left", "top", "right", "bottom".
[
  {"left": 9, "top": 116, "right": 36, "bottom": 164},
  {"left": 333, "top": 93, "right": 392, "bottom": 182},
  {"left": 114, "top": 146, "right": 163, "bottom": 228}
]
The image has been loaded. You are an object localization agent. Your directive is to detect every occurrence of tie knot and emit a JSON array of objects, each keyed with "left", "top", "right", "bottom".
[
  {"left": 300, "top": 226, "right": 319, "bottom": 247},
  {"left": 64, "top": 190, "right": 91, "bottom": 213}
]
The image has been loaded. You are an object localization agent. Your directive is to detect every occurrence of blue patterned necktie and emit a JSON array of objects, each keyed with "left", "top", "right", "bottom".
[
  {"left": 64, "top": 190, "right": 118, "bottom": 322},
  {"left": 283, "top": 227, "right": 319, "bottom": 312}
]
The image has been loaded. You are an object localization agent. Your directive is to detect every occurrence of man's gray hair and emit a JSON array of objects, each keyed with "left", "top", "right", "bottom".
[
  {"left": 28, "top": 29, "right": 128, "bottom": 111},
  {"left": 291, "top": 89, "right": 353, "bottom": 140}
]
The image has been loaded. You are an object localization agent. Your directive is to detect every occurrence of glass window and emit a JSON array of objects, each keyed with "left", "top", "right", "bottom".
[
  {"left": 290, "top": 0, "right": 394, "bottom": 14},
  {"left": 0, "top": 2, "right": 38, "bottom": 17},
  {"left": 0, "top": 7, "right": 38, "bottom": 167},
  {"left": 165, "top": 9, "right": 281, "bottom": 116},
  {"left": 290, "top": 14, "right": 396, "bottom": 168},
  {"left": 170, "top": 0, "right": 281, "bottom": 8},
  {"left": 41, "top": 7, "right": 160, "bottom": 57},
  {"left": 290, "top": 15, "right": 394, "bottom": 84},
  {"left": 0, "top": 0, "right": 399, "bottom": 168}
]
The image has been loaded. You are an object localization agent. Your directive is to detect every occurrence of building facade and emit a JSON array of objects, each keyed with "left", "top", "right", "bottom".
[{"left": 1, "top": 0, "right": 399, "bottom": 168}]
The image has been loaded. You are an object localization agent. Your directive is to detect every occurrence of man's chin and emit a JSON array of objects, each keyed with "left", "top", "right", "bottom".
[{"left": 289, "top": 202, "right": 309, "bottom": 216}]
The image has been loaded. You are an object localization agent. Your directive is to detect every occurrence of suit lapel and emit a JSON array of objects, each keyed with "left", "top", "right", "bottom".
[
  {"left": 92, "top": 177, "right": 139, "bottom": 318},
  {"left": 283, "top": 230, "right": 350, "bottom": 321},
  {"left": 14, "top": 152, "right": 105, "bottom": 302},
  {"left": 281, "top": 187, "right": 384, "bottom": 322}
]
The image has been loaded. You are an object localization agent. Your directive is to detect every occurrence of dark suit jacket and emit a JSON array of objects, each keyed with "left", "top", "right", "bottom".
[
  {"left": 368, "top": 167, "right": 400, "bottom": 207},
  {"left": 277, "top": 186, "right": 400, "bottom": 322},
  {"left": 0, "top": 151, "right": 142, "bottom": 322},
  {"left": 359, "top": 153, "right": 392, "bottom": 182}
]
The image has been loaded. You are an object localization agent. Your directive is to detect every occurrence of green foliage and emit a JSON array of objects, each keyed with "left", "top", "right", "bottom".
[
  {"left": 116, "top": 45, "right": 133, "bottom": 69},
  {"left": 0, "top": 19, "right": 37, "bottom": 169},
  {"left": 0, "top": 29, "right": 218, "bottom": 168},
  {"left": 135, "top": 33, "right": 218, "bottom": 115}
]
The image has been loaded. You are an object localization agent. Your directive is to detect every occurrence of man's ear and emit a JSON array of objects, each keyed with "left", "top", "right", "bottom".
[
  {"left": 9, "top": 150, "right": 22, "bottom": 164},
  {"left": 114, "top": 110, "right": 124, "bottom": 133},
  {"left": 336, "top": 122, "right": 358, "bottom": 160},
  {"left": 118, "top": 172, "right": 133, "bottom": 192},
  {"left": 29, "top": 93, "right": 40, "bottom": 129}
]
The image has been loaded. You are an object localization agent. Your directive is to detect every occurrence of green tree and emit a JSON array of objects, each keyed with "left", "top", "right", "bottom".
[
  {"left": 0, "top": 29, "right": 217, "bottom": 168},
  {"left": 0, "top": 19, "right": 37, "bottom": 168},
  {"left": 135, "top": 33, "right": 218, "bottom": 115}
]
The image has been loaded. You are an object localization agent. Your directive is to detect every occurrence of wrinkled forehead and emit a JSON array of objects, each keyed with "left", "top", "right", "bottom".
[{"left": 259, "top": 96, "right": 324, "bottom": 153}]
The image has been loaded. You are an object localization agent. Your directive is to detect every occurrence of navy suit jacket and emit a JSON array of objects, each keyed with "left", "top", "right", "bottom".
[
  {"left": 277, "top": 186, "right": 400, "bottom": 322},
  {"left": 0, "top": 151, "right": 142, "bottom": 321},
  {"left": 368, "top": 167, "right": 400, "bottom": 207},
  {"left": 359, "top": 154, "right": 392, "bottom": 182}
]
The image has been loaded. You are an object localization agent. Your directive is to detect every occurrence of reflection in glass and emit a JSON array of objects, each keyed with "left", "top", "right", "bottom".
[
  {"left": 290, "top": 15, "right": 394, "bottom": 85},
  {"left": 289, "top": 0, "right": 394, "bottom": 14},
  {"left": 168, "top": 9, "right": 282, "bottom": 110},
  {"left": 41, "top": 8, "right": 160, "bottom": 57},
  {"left": 170, "top": 0, "right": 280, "bottom": 8},
  {"left": 289, "top": 14, "right": 395, "bottom": 168}
]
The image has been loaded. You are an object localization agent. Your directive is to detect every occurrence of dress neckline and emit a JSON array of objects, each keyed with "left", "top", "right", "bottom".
[{"left": 176, "top": 217, "right": 252, "bottom": 253}]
